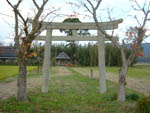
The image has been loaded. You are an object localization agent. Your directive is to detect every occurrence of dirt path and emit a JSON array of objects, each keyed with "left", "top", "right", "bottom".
[
  {"left": 0, "top": 67, "right": 72, "bottom": 101},
  {"left": 54, "top": 66, "right": 72, "bottom": 76},
  {"left": 72, "top": 68, "right": 150, "bottom": 95},
  {"left": 0, "top": 76, "right": 42, "bottom": 101}
]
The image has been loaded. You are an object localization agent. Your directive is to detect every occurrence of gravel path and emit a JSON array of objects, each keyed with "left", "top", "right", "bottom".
[{"left": 71, "top": 68, "right": 150, "bottom": 95}]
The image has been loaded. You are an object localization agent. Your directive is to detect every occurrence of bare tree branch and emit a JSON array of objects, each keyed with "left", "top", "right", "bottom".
[
  {"left": 106, "top": 8, "right": 115, "bottom": 36},
  {"left": 33, "top": 0, "right": 40, "bottom": 10},
  {"left": 6, "top": 0, "right": 15, "bottom": 9},
  {"left": 6, "top": 0, "right": 27, "bottom": 31},
  {"left": 33, "top": 0, "right": 48, "bottom": 22},
  {"left": 84, "top": 4, "right": 93, "bottom": 14},
  {"left": 133, "top": 0, "right": 142, "bottom": 10},
  {"left": 6, "top": 0, "right": 23, "bottom": 49},
  {"left": 41, "top": 8, "right": 60, "bottom": 21},
  {"left": 6, "top": 0, "right": 22, "bottom": 9},
  {"left": 135, "top": 15, "right": 142, "bottom": 26},
  {"left": 95, "top": 0, "right": 102, "bottom": 10},
  {"left": 28, "top": 0, "right": 49, "bottom": 41},
  {"left": 87, "top": 0, "right": 95, "bottom": 10},
  {"left": 141, "top": 6, "right": 150, "bottom": 28},
  {"left": 85, "top": 0, "right": 120, "bottom": 48}
]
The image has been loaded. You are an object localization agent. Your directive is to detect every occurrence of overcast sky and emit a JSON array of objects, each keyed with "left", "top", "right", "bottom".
[{"left": 0, "top": 0, "right": 149, "bottom": 45}]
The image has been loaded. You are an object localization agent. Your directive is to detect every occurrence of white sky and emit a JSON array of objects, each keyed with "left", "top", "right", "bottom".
[{"left": 0, "top": 0, "right": 150, "bottom": 45}]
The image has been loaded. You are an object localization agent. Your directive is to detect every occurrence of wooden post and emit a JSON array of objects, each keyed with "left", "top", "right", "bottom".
[
  {"left": 98, "top": 31, "right": 107, "bottom": 93},
  {"left": 90, "top": 69, "right": 93, "bottom": 79},
  {"left": 42, "top": 28, "right": 52, "bottom": 93}
]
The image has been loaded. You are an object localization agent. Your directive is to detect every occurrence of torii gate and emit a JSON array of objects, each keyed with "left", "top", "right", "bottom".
[{"left": 31, "top": 19, "right": 122, "bottom": 93}]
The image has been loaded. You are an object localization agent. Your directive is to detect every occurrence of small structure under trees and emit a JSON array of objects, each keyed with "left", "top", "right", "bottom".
[{"left": 56, "top": 52, "right": 71, "bottom": 66}]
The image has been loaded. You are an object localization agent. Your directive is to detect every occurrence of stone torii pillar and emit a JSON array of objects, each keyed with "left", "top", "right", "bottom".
[
  {"left": 98, "top": 31, "right": 106, "bottom": 93},
  {"left": 42, "top": 28, "right": 52, "bottom": 93}
]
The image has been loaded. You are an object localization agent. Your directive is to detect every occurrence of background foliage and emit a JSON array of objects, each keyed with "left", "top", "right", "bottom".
[
  {"left": 1, "top": 43, "right": 137, "bottom": 66},
  {"left": 34, "top": 43, "right": 138, "bottom": 66}
]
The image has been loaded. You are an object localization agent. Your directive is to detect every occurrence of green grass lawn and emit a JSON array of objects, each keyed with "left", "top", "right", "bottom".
[
  {"left": 0, "top": 65, "right": 37, "bottom": 80},
  {"left": 77, "top": 66, "right": 150, "bottom": 79},
  {"left": 106, "top": 66, "right": 150, "bottom": 79},
  {"left": 0, "top": 67, "right": 139, "bottom": 113}
]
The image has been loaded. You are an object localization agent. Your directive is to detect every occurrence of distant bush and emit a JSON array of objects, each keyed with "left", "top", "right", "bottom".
[
  {"left": 137, "top": 95, "right": 150, "bottom": 113},
  {"left": 126, "top": 93, "right": 140, "bottom": 101},
  {"left": 109, "top": 93, "right": 140, "bottom": 101}
]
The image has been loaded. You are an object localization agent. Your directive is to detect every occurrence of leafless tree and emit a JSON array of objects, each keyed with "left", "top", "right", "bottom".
[
  {"left": 6, "top": 0, "right": 49, "bottom": 101},
  {"left": 82, "top": 0, "right": 150, "bottom": 102}
]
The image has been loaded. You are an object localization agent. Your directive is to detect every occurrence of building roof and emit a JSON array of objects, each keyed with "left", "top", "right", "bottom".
[
  {"left": 0, "top": 46, "right": 16, "bottom": 59},
  {"left": 56, "top": 52, "right": 70, "bottom": 60}
]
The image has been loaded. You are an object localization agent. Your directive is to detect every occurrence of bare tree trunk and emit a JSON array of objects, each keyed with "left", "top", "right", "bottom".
[
  {"left": 108, "top": 52, "right": 111, "bottom": 67},
  {"left": 117, "top": 48, "right": 128, "bottom": 102},
  {"left": 117, "top": 65, "right": 128, "bottom": 101},
  {"left": 17, "top": 57, "right": 27, "bottom": 101},
  {"left": 84, "top": 0, "right": 149, "bottom": 103},
  {"left": 6, "top": 0, "right": 49, "bottom": 101}
]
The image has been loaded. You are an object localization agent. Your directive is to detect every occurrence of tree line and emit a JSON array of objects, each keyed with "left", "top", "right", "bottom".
[{"left": 28, "top": 42, "right": 137, "bottom": 67}]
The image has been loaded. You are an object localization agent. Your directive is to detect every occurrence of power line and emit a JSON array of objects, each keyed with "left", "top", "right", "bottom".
[
  {"left": 0, "top": 12, "right": 24, "bottom": 24},
  {"left": 0, "top": 13, "right": 14, "bottom": 18}
]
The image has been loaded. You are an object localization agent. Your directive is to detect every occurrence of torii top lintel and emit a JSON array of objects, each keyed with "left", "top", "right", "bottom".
[{"left": 29, "top": 19, "right": 123, "bottom": 30}]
